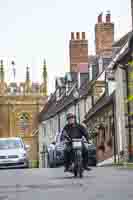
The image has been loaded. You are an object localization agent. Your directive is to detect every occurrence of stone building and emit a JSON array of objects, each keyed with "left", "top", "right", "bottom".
[{"left": 0, "top": 60, "right": 48, "bottom": 165}]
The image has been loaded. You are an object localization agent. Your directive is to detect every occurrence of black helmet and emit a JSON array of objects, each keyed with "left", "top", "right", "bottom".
[{"left": 66, "top": 113, "right": 76, "bottom": 120}]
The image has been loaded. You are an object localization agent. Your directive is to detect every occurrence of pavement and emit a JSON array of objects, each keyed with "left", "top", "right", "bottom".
[
  {"left": 97, "top": 156, "right": 118, "bottom": 167},
  {"left": 0, "top": 167, "right": 133, "bottom": 200}
]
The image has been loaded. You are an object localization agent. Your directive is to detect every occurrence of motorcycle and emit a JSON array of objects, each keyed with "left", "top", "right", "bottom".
[
  {"left": 71, "top": 138, "right": 84, "bottom": 178},
  {"left": 64, "top": 134, "right": 88, "bottom": 178}
]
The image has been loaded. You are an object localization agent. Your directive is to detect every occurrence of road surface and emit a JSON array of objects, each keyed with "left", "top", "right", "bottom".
[{"left": 0, "top": 167, "right": 133, "bottom": 200}]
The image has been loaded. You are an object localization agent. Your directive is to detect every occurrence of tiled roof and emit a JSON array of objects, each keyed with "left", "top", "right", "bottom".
[
  {"left": 39, "top": 77, "right": 94, "bottom": 122},
  {"left": 55, "top": 72, "right": 89, "bottom": 89},
  {"left": 108, "top": 31, "right": 133, "bottom": 70},
  {"left": 112, "top": 32, "right": 132, "bottom": 47},
  {"left": 84, "top": 91, "right": 115, "bottom": 122}
]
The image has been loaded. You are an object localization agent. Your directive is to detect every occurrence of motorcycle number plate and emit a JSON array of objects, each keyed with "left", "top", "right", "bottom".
[{"left": 73, "top": 142, "right": 82, "bottom": 148}]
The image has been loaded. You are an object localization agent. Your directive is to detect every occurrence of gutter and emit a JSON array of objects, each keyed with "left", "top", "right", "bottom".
[{"left": 108, "top": 41, "right": 129, "bottom": 70}]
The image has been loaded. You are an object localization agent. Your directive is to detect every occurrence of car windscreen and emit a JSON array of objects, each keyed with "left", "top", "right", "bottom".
[{"left": 0, "top": 139, "right": 23, "bottom": 150}]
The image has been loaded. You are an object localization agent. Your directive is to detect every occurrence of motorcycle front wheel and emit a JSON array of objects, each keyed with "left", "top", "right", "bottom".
[{"left": 74, "top": 150, "right": 83, "bottom": 178}]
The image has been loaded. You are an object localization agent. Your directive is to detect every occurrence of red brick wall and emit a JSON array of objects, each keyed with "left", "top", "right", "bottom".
[
  {"left": 69, "top": 32, "right": 88, "bottom": 72},
  {"left": 95, "top": 13, "right": 114, "bottom": 56}
]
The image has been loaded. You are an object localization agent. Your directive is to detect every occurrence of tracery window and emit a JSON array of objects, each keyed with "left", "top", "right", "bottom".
[{"left": 18, "top": 112, "right": 30, "bottom": 134}]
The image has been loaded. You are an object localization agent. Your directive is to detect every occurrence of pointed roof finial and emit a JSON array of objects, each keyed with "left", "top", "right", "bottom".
[
  {"left": 41, "top": 59, "right": 48, "bottom": 96},
  {"left": 0, "top": 60, "right": 3, "bottom": 66},
  {"left": 26, "top": 64, "right": 30, "bottom": 82},
  {"left": 0, "top": 59, "right": 4, "bottom": 82},
  {"left": 43, "top": 59, "right": 47, "bottom": 81},
  {"left": 11, "top": 60, "right": 16, "bottom": 82},
  {"left": 44, "top": 59, "right": 46, "bottom": 65}
]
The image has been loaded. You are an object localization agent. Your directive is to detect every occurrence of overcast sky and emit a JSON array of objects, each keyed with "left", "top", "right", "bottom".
[{"left": 0, "top": 0, "right": 131, "bottom": 94}]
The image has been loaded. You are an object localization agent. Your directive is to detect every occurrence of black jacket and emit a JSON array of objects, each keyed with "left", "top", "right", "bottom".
[{"left": 62, "top": 123, "right": 89, "bottom": 142}]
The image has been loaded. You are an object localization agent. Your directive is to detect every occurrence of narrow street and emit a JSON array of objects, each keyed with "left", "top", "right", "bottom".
[{"left": 0, "top": 167, "right": 133, "bottom": 200}]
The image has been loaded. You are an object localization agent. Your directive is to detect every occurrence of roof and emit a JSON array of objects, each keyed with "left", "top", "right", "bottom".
[
  {"left": 39, "top": 72, "right": 90, "bottom": 122},
  {"left": 55, "top": 72, "right": 88, "bottom": 89},
  {"left": 84, "top": 91, "right": 115, "bottom": 122},
  {"left": 89, "top": 55, "right": 112, "bottom": 66},
  {"left": 113, "top": 32, "right": 132, "bottom": 47},
  {"left": 108, "top": 31, "right": 133, "bottom": 70},
  {"left": 39, "top": 78, "right": 94, "bottom": 122}
]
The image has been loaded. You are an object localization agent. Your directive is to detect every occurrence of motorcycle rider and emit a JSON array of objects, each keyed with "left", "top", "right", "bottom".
[{"left": 62, "top": 113, "right": 89, "bottom": 172}]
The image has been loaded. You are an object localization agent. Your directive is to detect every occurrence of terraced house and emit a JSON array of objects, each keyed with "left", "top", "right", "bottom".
[{"left": 38, "top": 10, "right": 133, "bottom": 167}]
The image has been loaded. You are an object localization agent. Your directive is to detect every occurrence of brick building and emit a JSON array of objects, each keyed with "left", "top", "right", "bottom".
[
  {"left": 69, "top": 32, "right": 88, "bottom": 72},
  {"left": 95, "top": 11, "right": 114, "bottom": 56}
]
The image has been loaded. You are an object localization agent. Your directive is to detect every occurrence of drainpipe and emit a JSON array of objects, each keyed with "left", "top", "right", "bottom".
[
  {"left": 125, "top": 67, "right": 132, "bottom": 162},
  {"left": 58, "top": 114, "right": 60, "bottom": 133},
  {"left": 119, "top": 64, "right": 132, "bottom": 162},
  {"left": 112, "top": 96, "right": 117, "bottom": 163}
]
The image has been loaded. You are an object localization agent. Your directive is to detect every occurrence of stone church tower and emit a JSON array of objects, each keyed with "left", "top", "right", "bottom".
[
  {"left": 95, "top": 11, "right": 114, "bottom": 56},
  {"left": 0, "top": 60, "right": 48, "bottom": 165}
]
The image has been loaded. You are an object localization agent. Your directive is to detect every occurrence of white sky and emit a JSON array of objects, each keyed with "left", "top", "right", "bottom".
[{"left": 0, "top": 0, "right": 131, "bottom": 94}]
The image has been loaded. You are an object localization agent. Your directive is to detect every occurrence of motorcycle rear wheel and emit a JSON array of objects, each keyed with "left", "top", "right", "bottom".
[
  {"left": 79, "top": 168, "right": 83, "bottom": 178},
  {"left": 74, "top": 169, "right": 78, "bottom": 177}
]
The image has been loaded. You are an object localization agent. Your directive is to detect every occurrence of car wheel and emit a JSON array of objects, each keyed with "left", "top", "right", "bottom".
[
  {"left": 24, "top": 161, "right": 30, "bottom": 168},
  {"left": 88, "top": 159, "right": 96, "bottom": 166}
]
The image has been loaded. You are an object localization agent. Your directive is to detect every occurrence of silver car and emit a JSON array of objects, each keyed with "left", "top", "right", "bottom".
[{"left": 0, "top": 137, "right": 30, "bottom": 169}]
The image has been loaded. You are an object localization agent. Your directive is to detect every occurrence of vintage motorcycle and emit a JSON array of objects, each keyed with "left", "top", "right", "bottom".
[{"left": 64, "top": 134, "right": 88, "bottom": 178}]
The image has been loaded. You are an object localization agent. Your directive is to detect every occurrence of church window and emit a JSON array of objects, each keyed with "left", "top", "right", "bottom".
[{"left": 18, "top": 112, "right": 30, "bottom": 134}]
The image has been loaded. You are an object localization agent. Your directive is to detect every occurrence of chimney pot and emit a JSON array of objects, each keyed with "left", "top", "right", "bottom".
[
  {"left": 106, "top": 10, "right": 111, "bottom": 23},
  {"left": 98, "top": 13, "right": 103, "bottom": 23},
  {"left": 76, "top": 32, "right": 80, "bottom": 40},
  {"left": 71, "top": 32, "right": 74, "bottom": 40},
  {"left": 82, "top": 32, "right": 85, "bottom": 40}
]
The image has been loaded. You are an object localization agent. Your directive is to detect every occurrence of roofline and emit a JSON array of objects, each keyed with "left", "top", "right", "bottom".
[
  {"left": 40, "top": 79, "right": 99, "bottom": 122},
  {"left": 112, "top": 31, "right": 131, "bottom": 47},
  {"left": 84, "top": 91, "right": 115, "bottom": 122},
  {"left": 108, "top": 31, "right": 133, "bottom": 70}
]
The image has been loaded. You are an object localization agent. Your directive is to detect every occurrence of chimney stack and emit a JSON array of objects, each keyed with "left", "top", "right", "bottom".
[
  {"left": 69, "top": 32, "right": 88, "bottom": 72},
  {"left": 95, "top": 11, "right": 114, "bottom": 56},
  {"left": 76, "top": 32, "right": 80, "bottom": 40},
  {"left": 106, "top": 10, "right": 111, "bottom": 23}
]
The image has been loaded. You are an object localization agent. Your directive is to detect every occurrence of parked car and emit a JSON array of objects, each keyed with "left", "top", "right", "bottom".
[
  {"left": 87, "top": 144, "right": 96, "bottom": 166},
  {"left": 0, "top": 137, "right": 30, "bottom": 169},
  {"left": 47, "top": 142, "right": 56, "bottom": 168},
  {"left": 47, "top": 131, "right": 64, "bottom": 168},
  {"left": 54, "top": 141, "right": 64, "bottom": 167}
]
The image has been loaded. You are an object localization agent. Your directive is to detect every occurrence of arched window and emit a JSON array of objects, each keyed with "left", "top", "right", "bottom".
[{"left": 18, "top": 112, "right": 30, "bottom": 134}]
